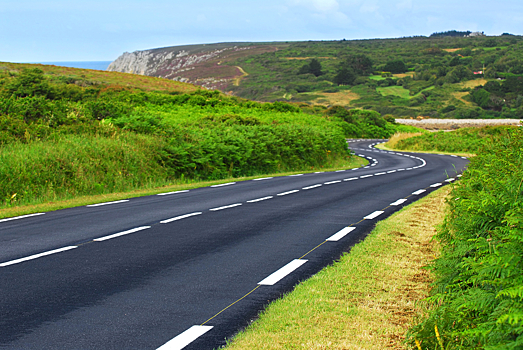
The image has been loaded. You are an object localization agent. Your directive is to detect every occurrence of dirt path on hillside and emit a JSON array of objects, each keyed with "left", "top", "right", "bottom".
[{"left": 233, "top": 66, "right": 248, "bottom": 86}]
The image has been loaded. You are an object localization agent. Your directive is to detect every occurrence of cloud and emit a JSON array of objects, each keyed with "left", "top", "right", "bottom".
[{"left": 288, "top": 0, "right": 340, "bottom": 14}]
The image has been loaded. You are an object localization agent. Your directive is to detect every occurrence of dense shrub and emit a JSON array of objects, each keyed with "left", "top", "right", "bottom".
[{"left": 408, "top": 126, "right": 523, "bottom": 349}]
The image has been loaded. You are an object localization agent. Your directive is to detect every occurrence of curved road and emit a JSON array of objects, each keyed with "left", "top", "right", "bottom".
[{"left": 0, "top": 140, "right": 468, "bottom": 349}]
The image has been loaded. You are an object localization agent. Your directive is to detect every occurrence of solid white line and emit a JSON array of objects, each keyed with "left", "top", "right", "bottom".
[
  {"left": 360, "top": 175, "right": 373, "bottom": 178},
  {"left": 302, "top": 184, "right": 322, "bottom": 190},
  {"left": 1, "top": 246, "right": 78, "bottom": 267},
  {"left": 0, "top": 212, "right": 45, "bottom": 223},
  {"left": 412, "top": 189, "right": 426, "bottom": 195},
  {"left": 430, "top": 183, "right": 442, "bottom": 188},
  {"left": 156, "top": 325, "right": 213, "bottom": 350},
  {"left": 94, "top": 226, "right": 151, "bottom": 242},
  {"left": 211, "top": 182, "right": 236, "bottom": 188},
  {"left": 324, "top": 180, "right": 341, "bottom": 185},
  {"left": 247, "top": 196, "right": 273, "bottom": 203},
  {"left": 209, "top": 203, "right": 242, "bottom": 211},
  {"left": 364, "top": 211, "right": 384, "bottom": 220},
  {"left": 157, "top": 190, "right": 189, "bottom": 196},
  {"left": 326, "top": 227, "right": 356, "bottom": 241},
  {"left": 344, "top": 177, "right": 358, "bottom": 181},
  {"left": 277, "top": 190, "right": 299, "bottom": 196},
  {"left": 258, "top": 259, "right": 308, "bottom": 286},
  {"left": 387, "top": 170, "right": 397, "bottom": 173},
  {"left": 87, "top": 200, "right": 129, "bottom": 207},
  {"left": 374, "top": 172, "right": 386, "bottom": 176},
  {"left": 160, "top": 212, "right": 202, "bottom": 224},
  {"left": 390, "top": 199, "right": 408, "bottom": 206},
  {"left": 253, "top": 177, "right": 273, "bottom": 181}
]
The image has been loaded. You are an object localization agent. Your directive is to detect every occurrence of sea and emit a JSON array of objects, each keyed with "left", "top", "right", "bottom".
[{"left": 36, "top": 61, "right": 113, "bottom": 71}]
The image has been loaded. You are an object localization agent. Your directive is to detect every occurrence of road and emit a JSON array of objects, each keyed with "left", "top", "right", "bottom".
[{"left": 0, "top": 140, "right": 468, "bottom": 349}]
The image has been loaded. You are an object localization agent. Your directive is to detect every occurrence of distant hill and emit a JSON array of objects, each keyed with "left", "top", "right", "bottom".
[{"left": 108, "top": 35, "right": 523, "bottom": 119}]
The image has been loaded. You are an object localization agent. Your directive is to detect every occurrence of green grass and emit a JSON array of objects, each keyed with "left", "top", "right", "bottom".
[
  {"left": 377, "top": 86, "right": 412, "bottom": 99},
  {"left": 225, "top": 187, "right": 451, "bottom": 350}
]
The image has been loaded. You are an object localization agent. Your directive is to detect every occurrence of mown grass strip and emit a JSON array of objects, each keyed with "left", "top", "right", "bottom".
[
  {"left": 0, "top": 157, "right": 367, "bottom": 220},
  {"left": 224, "top": 187, "right": 450, "bottom": 350}
]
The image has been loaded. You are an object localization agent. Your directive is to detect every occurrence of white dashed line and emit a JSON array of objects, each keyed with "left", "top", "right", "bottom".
[
  {"left": 412, "top": 189, "right": 426, "bottom": 195},
  {"left": 247, "top": 196, "right": 273, "bottom": 203},
  {"left": 326, "top": 227, "right": 356, "bottom": 241},
  {"left": 344, "top": 177, "right": 358, "bottom": 181},
  {"left": 302, "top": 184, "right": 322, "bottom": 190},
  {"left": 360, "top": 175, "right": 373, "bottom": 178},
  {"left": 94, "top": 226, "right": 151, "bottom": 242},
  {"left": 258, "top": 259, "right": 308, "bottom": 286},
  {"left": 87, "top": 200, "right": 129, "bottom": 207},
  {"left": 430, "top": 183, "right": 442, "bottom": 188},
  {"left": 160, "top": 212, "right": 202, "bottom": 224},
  {"left": 253, "top": 177, "right": 274, "bottom": 181},
  {"left": 209, "top": 203, "right": 242, "bottom": 211},
  {"left": 289, "top": 174, "right": 303, "bottom": 177},
  {"left": 364, "top": 211, "right": 384, "bottom": 220},
  {"left": 390, "top": 199, "right": 408, "bottom": 206},
  {"left": 211, "top": 182, "right": 236, "bottom": 188},
  {"left": 0, "top": 246, "right": 78, "bottom": 267},
  {"left": 277, "top": 190, "right": 300, "bottom": 196},
  {"left": 445, "top": 178, "right": 455, "bottom": 182},
  {"left": 157, "top": 325, "right": 214, "bottom": 350},
  {"left": 374, "top": 172, "right": 386, "bottom": 176},
  {"left": 0, "top": 212, "right": 45, "bottom": 223},
  {"left": 335, "top": 170, "right": 346, "bottom": 173},
  {"left": 157, "top": 190, "right": 189, "bottom": 196},
  {"left": 387, "top": 170, "right": 397, "bottom": 173},
  {"left": 324, "top": 180, "right": 341, "bottom": 185}
]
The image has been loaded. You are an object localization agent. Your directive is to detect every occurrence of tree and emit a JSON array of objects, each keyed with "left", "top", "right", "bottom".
[
  {"left": 5, "top": 68, "right": 53, "bottom": 98},
  {"left": 298, "top": 59, "right": 323, "bottom": 77},
  {"left": 341, "top": 55, "right": 373, "bottom": 75},
  {"left": 333, "top": 68, "right": 355, "bottom": 85},
  {"left": 383, "top": 60, "right": 407, "bottom": 74}
]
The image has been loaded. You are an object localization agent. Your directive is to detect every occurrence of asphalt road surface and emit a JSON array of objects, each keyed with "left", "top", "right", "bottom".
[{"left": 0, "top": 140, "right": 469, "bottom": 349}]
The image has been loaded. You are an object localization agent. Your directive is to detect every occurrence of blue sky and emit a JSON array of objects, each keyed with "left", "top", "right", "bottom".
[{"left": 1, "top": 0, "right": 522, "bottom": 63}]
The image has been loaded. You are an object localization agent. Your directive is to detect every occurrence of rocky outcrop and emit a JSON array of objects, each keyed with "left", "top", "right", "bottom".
[{"left": 107, "top": 43, "right": 258, "bottom": 90}]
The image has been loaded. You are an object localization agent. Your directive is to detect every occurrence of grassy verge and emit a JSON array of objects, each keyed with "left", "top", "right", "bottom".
[
  {"left": 376, "top": 133, "right": 476, "bottom": 157},
  {"left": 0, "top": 156, "right": 366, "bottom": 220},
  {"left": 224, "top": 186, "right": 451, "bottom": 350}
]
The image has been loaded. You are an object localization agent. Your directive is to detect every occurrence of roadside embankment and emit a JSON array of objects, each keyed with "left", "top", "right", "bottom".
[{"left": 225, "top": 187, "right": 450, "bottom": 349}]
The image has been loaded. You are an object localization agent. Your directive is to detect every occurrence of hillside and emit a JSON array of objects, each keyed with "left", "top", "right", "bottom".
[{"left": 108, "top": 34, "right": 523, "bottom": 119}]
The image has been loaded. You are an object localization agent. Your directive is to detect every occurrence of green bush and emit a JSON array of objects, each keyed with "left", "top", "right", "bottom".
[{"left": 408, "top": 126, "right": 523, "bottom": 349}]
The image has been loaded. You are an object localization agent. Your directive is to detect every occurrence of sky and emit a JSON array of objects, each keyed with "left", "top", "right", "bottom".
[{"left": 1, "top": 0, "right": 522, "bottom": 63}]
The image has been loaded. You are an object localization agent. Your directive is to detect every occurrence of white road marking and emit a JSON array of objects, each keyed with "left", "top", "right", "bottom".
[
  {"left": 94, "top": 226, "right": 151, "bottom": 242},
  {"left": 406, "top": 168, "right": 413, "bottom": 170},
  {"left": 360, "top": 175, "right": 373, "bottom": 178},
  {"left": 457, "top": 174, "right": 462, "bottom": 177},
  {"left": 461, "top": 157, "right": 467, "bottom": 159},
  {"left": 451, "top": 155, "right": 458, "bottom": 157},
  {"left": 390, "top": 199, "right": 408, "bottom": 206},
  {"left": 302, "top": 184, "right": 322, "bottom": 190},
  {"left": 247, "top": 196, "right": 273, "bottom": 203},
  {"left": 445, "top": 178, "right": 455, "bottom": 182},
  {"left": 277, "top": 190, "right": 300, "bottom": 196},
  {"left": 326, "top": 227, "right": 356, "bottom": 241},
  {"left": 412, "top": 189, "right": 426, "bottom": 195},
  {"left": 397, "top": 169, "right": 405, "bottom": 171},
  {"left": 289, "top": 174, "right": 303, "bottom": 177},
  {"left": 364, "top": 211, "right": 384, "bottom": 220},
  {"left": 430, "top": 183, "right": 442, "bottom": 188},
  {"left": 160, "top": 212, "right": 202, "bottom": 224},
  {"left": 374, "top": 172, "right": 386, "bottom": 176},
  {"left": 0, "top": 212, "right": 45, "bottom": 223},
  {"left": 209, "top": 203, "right": 242, "bottom": 211},
  {"left": 364, "top": 166, "right": 370, "bottom": 169},
  {"left": 253, "top": 177, "right": 274, "bottom": 181},
  {"left": 157, "top": 190, "right": 189, "bottom": 196},
  {"left": 87, "top": 200, "right": 129, "bottom": 207},
  {"left": 157, "top": 325, "right": 214, "bottom": 350},
  {"left": 335, "top": 170, "right": 346, "bottom": 172},
  {"left": 211, "top": 182, "right": 236, "bottom": 188},
  {"left": 258, "top": 259, "right": 308, "bottom": 286},
  {"left": 324, "top": 180, "right": 341, "bottom": 185},
  {"left": 0, "top": 246, "right": 78, "bottom": 267},
  {"left": 344, "top": 177, "right": 358, "bottom": 181},
  {"left": 370, "top": 164, "right": 377, "bottom": 166},
  {"left": 387, "top": 170, "right": 397, "bottom": 173}
]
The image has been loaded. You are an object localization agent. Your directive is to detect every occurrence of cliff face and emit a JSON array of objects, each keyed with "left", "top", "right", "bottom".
[{"left": 107, "top": 43, "right": 271, "bottom": 91}]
